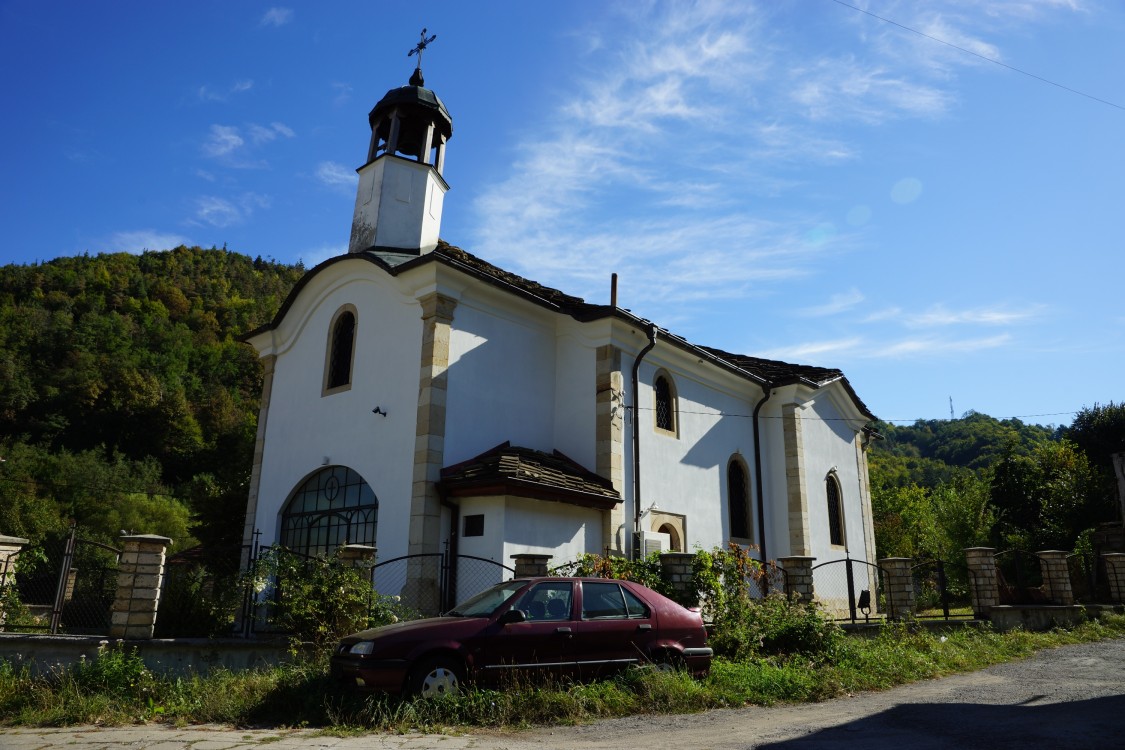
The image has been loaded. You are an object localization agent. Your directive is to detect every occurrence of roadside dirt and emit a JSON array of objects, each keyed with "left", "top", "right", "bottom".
[{"left": 2, "top": 638, "right": 1123, "bottom": 749}]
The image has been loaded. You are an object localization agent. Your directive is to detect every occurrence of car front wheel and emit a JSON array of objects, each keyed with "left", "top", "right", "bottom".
[{"left": 407, "top": 655, "right": 464, "bottom": 698}]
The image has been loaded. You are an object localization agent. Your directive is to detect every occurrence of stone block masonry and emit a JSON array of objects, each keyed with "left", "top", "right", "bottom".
[
  {"left": 110, "top": 535, "right": 171, "bottom": 639},
  {"left": 964, "top": 547, "right": 999, "bottom": 618}
]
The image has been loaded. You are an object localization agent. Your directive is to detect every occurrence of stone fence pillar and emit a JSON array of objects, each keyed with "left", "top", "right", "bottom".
[
  {"left": 879, "top": 557, "right": 915, "bottom": 620},
  {"left": 0, "top": 535, "right": 29, "bottom": 630},
  {"left": 1037, "top": 550, "right": 1074, "bottom": 605},
  {"left": 510, "top": 554, "right": 552, "bottom": 578},
  {"left": 778, "top": 556, "right": 816, "bottom": 605},
  {"left": 1103, "top": 553, "right": 1125, "bottom": 604},
  {"left": 111, "top": 534, "right": 171, "bottom": 639},
  {"left": 659, "top": 552, "right": 698, "bottom": 607},
  {"left": 964, "top": 547, "right": 998, "bottom": 618}
]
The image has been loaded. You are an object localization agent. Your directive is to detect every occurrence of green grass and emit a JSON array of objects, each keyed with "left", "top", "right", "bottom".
[{"left": 2, "top": 615, "right": 1123, "bottom": 731}]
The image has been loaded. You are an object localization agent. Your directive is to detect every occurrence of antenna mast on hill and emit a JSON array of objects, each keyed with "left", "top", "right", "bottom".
[{"left": 949, "top": 396, "right": 955, "bottom": 420}]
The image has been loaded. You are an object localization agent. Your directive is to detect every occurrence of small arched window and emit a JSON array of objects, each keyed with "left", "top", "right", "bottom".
[
  {"left": 728, "top": 457, "right": 752, "bottom": 540},
  {"left": 826, "top": 474, "right": 845, "bottom": 547},
  {"left": 324, "top": 307, "right": 357, "bottom": 394},
  {"left": 653, "top": 371, "right": 677, "bottom": 434}
]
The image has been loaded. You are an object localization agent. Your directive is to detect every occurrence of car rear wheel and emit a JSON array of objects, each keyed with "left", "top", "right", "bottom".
[
  {"left": 650, "top": 650, "right": 684, "bottom": 672},
  {"left": 407, "top": 655, "right": 464, "bottom": 698}
]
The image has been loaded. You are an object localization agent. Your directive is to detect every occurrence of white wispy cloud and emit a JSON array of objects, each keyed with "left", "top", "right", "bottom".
[
  {"left": 193, "top": 193, "right": 271, "bottom": 228},
  {"left": 260, "top": 8, "right": 293, "bottom": 27},
  {"left": 469, "top": 0, "right": 1082, "bottom": 315},
  {"left": 316, "top": 161, "right": 357, "bottom": 187},
  {"left": 200, "top": 123, "right": 293, "bottom": 167},
  {"left": 331, "top": 82, "right": 353, "bottom": 106},
  {"left": 795, "top": 288, "right": 866, "bottom": 318},
  {"left": 201, "top": 125, "right": 243, "bottom": 158},
  {"left": 906, "top": 304, "right": 1042, "bottom": 327},
  {"left": 759, "top": 332, "right": 1014, "bottom": 364},
  {"left": 197, "top": 79, "right": 254, "bottom": 102},
  {"left": 108, "top": 230, "right": 190, "bottom": 254},
  {"left": 248, "top": 122, "right": 296, "bottom": 144},
  {"left": 873, "top": 333, "right": 1012, "bottom": 357},
  {"left": 788, "top": 57, "right": 953, "bottom": 123}
]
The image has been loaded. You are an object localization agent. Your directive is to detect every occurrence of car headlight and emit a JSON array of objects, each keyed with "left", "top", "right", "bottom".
[{"left": 349, "top": 641, "right": 374, "bottom": 655}]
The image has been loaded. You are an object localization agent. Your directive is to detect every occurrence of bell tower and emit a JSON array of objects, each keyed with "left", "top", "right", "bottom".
[{"left": 348, "top": 31, "right": 453, "bottom": 255}]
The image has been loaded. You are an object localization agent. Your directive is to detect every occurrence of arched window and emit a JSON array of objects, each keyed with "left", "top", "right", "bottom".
[
  {"left": 657, "top": 522, "right": 682, "bottom": 552},
  {"left": 826, "top": 474, "right": 845, "bottom": 547},
  {"left": 324, "top": 307, "right": 357, "bottom": 394},
  {"left": 653, "top": 371, "right": 677, "bottom": 434},
  {"left": 728, "top": 457, "right": 752, "bottom": 540},
  {"left": 280, "top": 466, "right": 377, "bottom": 558}
]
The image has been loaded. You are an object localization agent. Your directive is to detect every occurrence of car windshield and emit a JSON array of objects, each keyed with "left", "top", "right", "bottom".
[{"left": 445, "top": 580, "right": 528, "bottom": 617}]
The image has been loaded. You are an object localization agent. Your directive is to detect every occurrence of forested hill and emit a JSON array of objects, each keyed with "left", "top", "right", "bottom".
[
  {"left": 867, "top": 407, "right": 1124, "bottom": 559},
  {"left": 0, "top": 247, "right": 304, "bottom": 551},
  {"left": 0, "top": 247, "right": 1121, "bottom": 562}
]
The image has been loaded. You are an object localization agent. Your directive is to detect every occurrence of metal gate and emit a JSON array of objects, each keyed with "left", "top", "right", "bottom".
[
  {"left": 372, "top": 551, "right": 515, "bottom": 614},
  {"left": 811, "top": 556, "right": 892, "bottom": 623},
  {"left": 10, "top": 525, "right": 120, "bottom": 634},
  {"left": 995, "top": 549, "right": 1046, "bottom": 604},
  {"left": 911, "top": 559, "right": 975, "bottom": 620}
]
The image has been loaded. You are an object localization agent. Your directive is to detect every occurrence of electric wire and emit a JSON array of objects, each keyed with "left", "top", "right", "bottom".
[{"left": 829, "top": 0, "right": 1125, "bottom": 112}]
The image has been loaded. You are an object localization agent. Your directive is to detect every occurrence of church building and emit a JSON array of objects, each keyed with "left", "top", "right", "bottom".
[{"left": 241, "top": 57, "right": 879, "bottom": 611}]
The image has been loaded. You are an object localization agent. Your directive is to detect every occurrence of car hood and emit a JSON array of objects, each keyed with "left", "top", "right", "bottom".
[{"left": 342, "top": 615, "right": 487, "bottom": 643}]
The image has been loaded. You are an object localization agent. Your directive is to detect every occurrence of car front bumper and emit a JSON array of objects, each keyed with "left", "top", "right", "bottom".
[{"left": 329, "top": 654, "right": 411, "bottom": 692}]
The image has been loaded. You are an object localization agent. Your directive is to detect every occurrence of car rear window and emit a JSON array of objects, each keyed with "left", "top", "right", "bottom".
[{"left": 581, "top": 581, "right": 649, "bottom": 620}]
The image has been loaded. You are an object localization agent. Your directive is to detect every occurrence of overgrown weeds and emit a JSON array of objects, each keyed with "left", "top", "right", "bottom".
[{"left": 2, "top": 615, "right": 1123, "bottom": 730}]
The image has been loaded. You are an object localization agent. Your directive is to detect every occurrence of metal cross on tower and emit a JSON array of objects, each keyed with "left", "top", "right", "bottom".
[{"left": 408, "top": 28, "right": 437, "bottom": 67}]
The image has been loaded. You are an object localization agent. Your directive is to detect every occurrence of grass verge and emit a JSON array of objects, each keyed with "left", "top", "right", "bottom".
[{"left": 2, "top": 615, "right": 1123, "bottom": 731}]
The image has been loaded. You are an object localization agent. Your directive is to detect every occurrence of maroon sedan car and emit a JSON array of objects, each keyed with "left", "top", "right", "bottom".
[{"left": 330, "top": 577, "right": 712, "bottom": 696}]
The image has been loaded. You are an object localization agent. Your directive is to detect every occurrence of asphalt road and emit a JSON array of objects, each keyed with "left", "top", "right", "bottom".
[{"left": 3, "top": 637, "right": 1123, "bottom": 750}]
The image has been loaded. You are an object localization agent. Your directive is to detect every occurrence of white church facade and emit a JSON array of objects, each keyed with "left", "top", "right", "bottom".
[{"left": 241, "top": 61, "right": 878, "bottom": 609}]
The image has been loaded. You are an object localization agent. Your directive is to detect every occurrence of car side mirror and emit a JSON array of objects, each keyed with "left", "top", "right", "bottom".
[{"left": 499, "top": 608, "right": 526, "bottom": 625}]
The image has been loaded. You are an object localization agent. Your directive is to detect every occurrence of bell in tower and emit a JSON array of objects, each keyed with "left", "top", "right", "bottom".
[{"left": 348, "top": 30, "right": 453, "bottom": 255}]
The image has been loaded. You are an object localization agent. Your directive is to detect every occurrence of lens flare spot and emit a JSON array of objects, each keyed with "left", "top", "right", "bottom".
[
  {"left": 891, "top": 178, "right": 923, "bottom": 204},
  {"left": 846, "top": 205, "right": 872, "bottom": 226}
]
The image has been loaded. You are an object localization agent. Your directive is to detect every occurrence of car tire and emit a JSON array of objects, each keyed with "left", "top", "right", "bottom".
[
  {"left": 650, "top": 650, "right": 685, "bottom": 673},
  {"left": 407, "top": 655, "right": 464, "bottom": 698}
]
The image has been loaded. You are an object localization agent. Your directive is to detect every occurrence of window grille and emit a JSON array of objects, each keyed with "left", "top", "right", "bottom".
[
  {"left": 279, "top": 466, "right": 377, "bottom": 558},
  {"left": 654, "top": 374, "right": 675, "bottom": 432}
]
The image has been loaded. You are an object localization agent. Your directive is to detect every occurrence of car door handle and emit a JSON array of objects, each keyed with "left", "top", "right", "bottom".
[
  {"left": 637, "top": 623, "right": 652, "bottom": 631},
  {"left": 555, "top": 627, "right": 572, "bottom": 636}
]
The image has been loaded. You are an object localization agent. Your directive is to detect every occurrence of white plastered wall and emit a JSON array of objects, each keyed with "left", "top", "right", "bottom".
[{"left": 248, "top": 260, "right": 422, "bottom": 561}]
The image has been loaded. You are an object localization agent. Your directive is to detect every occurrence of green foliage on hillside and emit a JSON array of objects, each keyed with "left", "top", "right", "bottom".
[
  {"left": 869, "top": 407, "right": 1120, "bottom": 558},
  {"left": 0, "top": 247, "right": 304, "bottom": 552}
]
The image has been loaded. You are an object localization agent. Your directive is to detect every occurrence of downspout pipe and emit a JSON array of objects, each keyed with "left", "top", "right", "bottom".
[
  {"left": 752, "top": 384, "right": 773, "bottom": 561},
  {"left": 630, "top": 323, "right": 658, "bottom": 561}
]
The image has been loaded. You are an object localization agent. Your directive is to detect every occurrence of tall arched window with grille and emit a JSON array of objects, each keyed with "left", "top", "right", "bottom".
[
  {"left": 826, "top": 473, "right": 845, "bottom": 547},
  {"left": 279, "top": 466, "right": 377, "bottom": 558},
  {"left": 728, "top": 457, "right": 752, "bottom": 541},
  {"left": 324, "top": 306, "right": 357, "bottom": 394},
  {"left": 653, "top": 371, "right": 678, "bottom": 435}
]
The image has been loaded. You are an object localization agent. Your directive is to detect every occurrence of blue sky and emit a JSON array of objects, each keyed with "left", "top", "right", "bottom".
[{"left": 1, "top": 1, "right": 1122, "bottom": 428}]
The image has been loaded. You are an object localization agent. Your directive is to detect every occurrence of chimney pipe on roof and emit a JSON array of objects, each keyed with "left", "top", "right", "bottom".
[{"left": 611, "top": 273, "right": 618, "bottom": 309}]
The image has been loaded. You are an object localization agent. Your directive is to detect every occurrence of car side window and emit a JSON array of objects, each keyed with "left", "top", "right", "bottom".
[
  {"left": 621, "top": 587, "right": 649, "bottom": 618},
  {"left": 581, "top": 581, "right": 633, "bottom": 619},
  {"left": 514, "top": 581, "right": 573, "bottom": 621}
]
